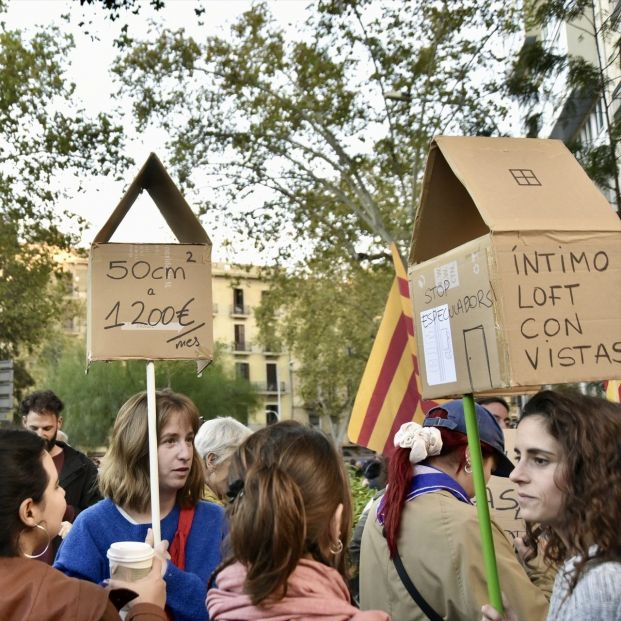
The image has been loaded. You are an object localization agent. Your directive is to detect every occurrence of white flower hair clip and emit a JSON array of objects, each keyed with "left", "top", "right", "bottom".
[{"left": 394, "top": 422, "right": 442, "bottom": 464}]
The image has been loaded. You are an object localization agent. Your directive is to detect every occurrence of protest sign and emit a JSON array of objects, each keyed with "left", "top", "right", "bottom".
[
  {"left": 408, "top": 137, "right": 621, "bottom": 399},
  {"left": 87, "top": 153, "right": 213, "bottom": 367},
  {"left": 485, "top": 429, "right": 526, "bottom": 540}
]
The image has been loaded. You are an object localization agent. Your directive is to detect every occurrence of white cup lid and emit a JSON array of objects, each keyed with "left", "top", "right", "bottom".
[{"left": 107, "top": 541, "right": 154, "bottom": 563}]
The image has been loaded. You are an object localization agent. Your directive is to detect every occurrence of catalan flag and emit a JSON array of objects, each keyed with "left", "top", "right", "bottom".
[
  {"left": 348, "top": 243, "right": 438, "bottom": 455},
  {"left": 604, "top": 380, "right": 621, "bottom": 403}
]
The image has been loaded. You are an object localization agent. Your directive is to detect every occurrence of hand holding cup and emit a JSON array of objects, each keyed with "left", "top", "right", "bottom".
[{"left": 107, "top": 556, "right": 166, "bottom": 609}]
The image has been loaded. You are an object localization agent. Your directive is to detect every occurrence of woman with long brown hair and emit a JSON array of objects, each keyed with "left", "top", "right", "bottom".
[
  {"left": 207, "top": 420, "right": 389, "bottom": 620},
  {"left": 482, "top": 389, "right": 621, "bottom": 621}
]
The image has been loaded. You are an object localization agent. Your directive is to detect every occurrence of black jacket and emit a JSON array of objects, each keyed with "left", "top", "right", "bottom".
[{"left": 57, "top": 441, "right": 101, "bottom": 514}]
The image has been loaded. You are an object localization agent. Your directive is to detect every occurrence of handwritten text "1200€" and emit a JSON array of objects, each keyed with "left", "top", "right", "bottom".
[{"left": 104, "top": 298, "right": 196, "bottom": 330}]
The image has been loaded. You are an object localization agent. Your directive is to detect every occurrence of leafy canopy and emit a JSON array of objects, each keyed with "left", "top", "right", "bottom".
[
  {"left": 112, "top": 0, "right": 520, "bottom": 263},
  {"left": 0, "top": 11, "right": 130, "bottom": 390},
  {"left": 110, "top": 0, "right": 521, "bottom": 423}
]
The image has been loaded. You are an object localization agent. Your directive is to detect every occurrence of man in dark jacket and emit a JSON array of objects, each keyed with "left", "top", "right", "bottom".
[{"left": 20, "top": 389, "right": 101, "bottom": 561}]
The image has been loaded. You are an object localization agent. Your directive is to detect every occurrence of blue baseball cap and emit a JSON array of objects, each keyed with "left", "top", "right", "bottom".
[{"left": 423, "top": 400, "right": 514, "bottom": 477}]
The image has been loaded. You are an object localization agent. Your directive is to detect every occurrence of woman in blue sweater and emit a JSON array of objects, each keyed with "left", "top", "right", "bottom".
[{"left": 55, "top": 389, "right": 226, "bottom": 621}]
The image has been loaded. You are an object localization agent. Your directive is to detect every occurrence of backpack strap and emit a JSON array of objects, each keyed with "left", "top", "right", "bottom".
[
  {"left": 168, "top": 507, "right": 196, "bottom": 570},
  {"left": 392, "top": 548, "right": 444, "bottom": 621}
]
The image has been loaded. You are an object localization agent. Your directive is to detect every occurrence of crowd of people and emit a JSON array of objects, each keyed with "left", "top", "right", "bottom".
[{"left": 0, "top": 386, "right": 619, "bottom": 620}]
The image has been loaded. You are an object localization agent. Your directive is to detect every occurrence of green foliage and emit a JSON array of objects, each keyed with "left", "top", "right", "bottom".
[
  {"left": 33, "top": 338, "right": 259, "bottom": 449},
  {"left": 569, "top": 138, "right": 620, "bottom": 189},
  {"left": 528, "top": 0, "right": 593, "bottom": 27},
  {"left": 255, "top": 259, "right": 392, "bottom": 437},
  {"left": 112, "top": 0, "right": 520, "bottom": 263},
  {"left": 111, "top": 0, "right": 521, "bottom": 425},
  {"left": 0, "top": 11, "right": 130, "bottom": 390},
  {"left": 506, "top": 40, "right": 565, "bottom": 105},
  {"left": 0, "top": 220, "right": 71, "bottom": 397},
  {"left": 79, "top": 0, "right": 166, "bottom": 21},
  {"left": 347, "top": 465, "right": 376, "bottom": 526}
]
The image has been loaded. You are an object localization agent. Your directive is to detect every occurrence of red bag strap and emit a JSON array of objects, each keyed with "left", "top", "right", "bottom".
[{"left": 168, "top": 507, "right": 196, "bottom": 571}]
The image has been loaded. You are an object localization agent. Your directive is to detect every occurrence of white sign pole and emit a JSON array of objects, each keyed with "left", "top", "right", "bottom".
[
  {"left": 276, "top": 362, "right": 281, "bottom": 420},
  {"left": 146, "top": 361, "right": 161, "bottom": 545}
]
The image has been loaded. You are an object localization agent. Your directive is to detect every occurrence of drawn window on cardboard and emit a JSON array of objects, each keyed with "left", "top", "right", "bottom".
[{"left": 508, "top": 168, "right": 541, "bottom": 186}]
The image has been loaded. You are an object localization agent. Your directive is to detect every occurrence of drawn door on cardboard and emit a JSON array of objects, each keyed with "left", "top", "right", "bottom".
[{"left": 463, "top": 325, "right": 493, "bottom": 390}]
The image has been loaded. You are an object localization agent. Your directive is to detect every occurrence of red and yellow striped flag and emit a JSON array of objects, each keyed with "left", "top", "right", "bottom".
[
  {"left": 348, "top": 244, "right": 438, "bottom": 455},
  {"left": 604, "top": 380, "right": 621, "bottom": 403}
]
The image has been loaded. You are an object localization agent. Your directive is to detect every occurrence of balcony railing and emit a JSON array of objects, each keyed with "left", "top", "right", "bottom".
[
  {"left": 261, "top": 344, "right": 282, "bottom": 355},
  {"left": 232, "top": 341, "right": 252, "bottom": 353},
  {"left": 230, "top": 304, "right": 251, "bottom": 317},
  {"left": 253, "top": 381, "right": 287, "bottom": 394}
]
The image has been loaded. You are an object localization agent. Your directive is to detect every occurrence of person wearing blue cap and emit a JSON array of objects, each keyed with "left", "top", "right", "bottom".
[{"left": 359, "top": 400, "right": 551, "bottom": 621}]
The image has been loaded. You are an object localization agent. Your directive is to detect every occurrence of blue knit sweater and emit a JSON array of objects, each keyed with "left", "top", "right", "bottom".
[{"left": 54, "top": 498, "right": 225, "bottom": 621}]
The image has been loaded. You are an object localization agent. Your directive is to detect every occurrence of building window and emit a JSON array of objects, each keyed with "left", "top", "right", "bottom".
[
  {"left": 234, "top": 324, "right": 246, "bottom": 351},
  {"left": 594, "top": 98, "right": 604, "bottom": 135},
  {"left": 266, "top": 405, "right": 279, "bottom": 426},
  {"left": 266, "top": 363, "right": 278, "bottom": 392},
  {"left": 235, "top": 362, "right": 250, "bottom": 381},
  {"left": 233, "top": 288, "right": 244, "bottom": 314}
]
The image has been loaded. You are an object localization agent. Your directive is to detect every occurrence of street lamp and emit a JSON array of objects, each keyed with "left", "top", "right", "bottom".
[
  {"left": 288, "top": 356, "right": 294, "bottom": 419},
  {"left": 265, "top": 408, "right": 279, "bottom": 426}
]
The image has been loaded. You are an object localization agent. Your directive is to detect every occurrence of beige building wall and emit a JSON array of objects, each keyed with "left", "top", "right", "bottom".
[
  {"left": 55, "top": 250, "right": 88, "bottom": 337},
  {"left": 211, "top": 262, "right": 307, "bottom": 429},
  {"left": 57, "top": 253, "right": 305, "bottom": 429}
]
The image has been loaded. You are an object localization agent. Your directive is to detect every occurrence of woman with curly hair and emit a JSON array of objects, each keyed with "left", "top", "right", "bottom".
[{"left": 482, "top": 389, "right": 621, "bottom": 621}]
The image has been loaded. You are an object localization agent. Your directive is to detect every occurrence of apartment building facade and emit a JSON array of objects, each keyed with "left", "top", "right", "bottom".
[
  {"left": 521, "top": 0, "right": 620, "bottom": 210},
  {"left": 211, "top": 261, "right": 305, "bottom": 429}
]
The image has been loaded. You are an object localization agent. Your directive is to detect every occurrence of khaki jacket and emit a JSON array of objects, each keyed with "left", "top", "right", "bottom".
[{"left": 360, "top": 490, "right": 551, "bottom": 621}]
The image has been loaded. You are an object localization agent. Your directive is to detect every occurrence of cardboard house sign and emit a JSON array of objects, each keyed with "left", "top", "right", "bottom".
[
  {"left": 485, "top": 430, "right": 526, "bottom": 541},
  {"left": 408, "top": 136, "right": 621, "bottom": 399},
  {"left": 87, "top": 154, "right": 213, "bottom": 365}
]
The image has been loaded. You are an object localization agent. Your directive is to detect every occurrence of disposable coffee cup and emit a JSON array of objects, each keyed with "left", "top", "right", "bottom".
[{"left": 107, "top": 541, "right": 154, "bottom": 582}]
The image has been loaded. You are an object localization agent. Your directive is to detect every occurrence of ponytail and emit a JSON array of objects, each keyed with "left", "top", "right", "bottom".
[
  {"left": 213, "top": 421, "right": 352, "bottom": 606},
  {"left": 381, "top": 447, "right": 412, "bottom": 557},
  {"left": 229, "top": 463, "right": 307, "bottom": 605}
]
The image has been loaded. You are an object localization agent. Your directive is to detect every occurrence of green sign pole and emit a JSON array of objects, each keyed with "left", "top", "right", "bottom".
[{"left": 462, "top": 393, "right": 503, "bottom": 612}]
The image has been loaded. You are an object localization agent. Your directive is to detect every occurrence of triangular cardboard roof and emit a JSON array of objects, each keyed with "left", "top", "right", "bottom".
[
  {"left": 93, "top": 153, "right": 210, "bottom": 244},
  {"left": 410, "top": 136, "right": 621, "bottom": 264}
]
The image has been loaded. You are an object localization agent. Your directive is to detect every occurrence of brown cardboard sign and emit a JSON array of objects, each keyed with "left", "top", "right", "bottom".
[
  {"left": 87, "top": 154, "right": 213, "bottom": 366},
  {"left": 88, "top": 243, "right": 212, "bottom": 361},
  {"left": 493, "top": 231, "right": 620, "bottom": 385},
  {"left": 485, "top": 430, "right": 526, "bottom": 540},
  {"left": 409, "top": 137, "right": 621, "bottom": 399}
]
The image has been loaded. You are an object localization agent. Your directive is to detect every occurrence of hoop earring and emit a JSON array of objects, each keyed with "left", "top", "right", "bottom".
[
  {"left": 464, "top": 455, "right": 473, "bottom": 475},
  {"left": 329, "top": 538, "right": 343, "bottom": 555},
  {"left": 21, "top": 523, "right": 51, "bottom": 559}
]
